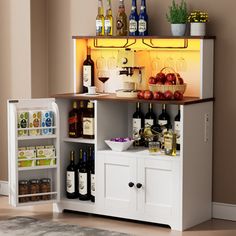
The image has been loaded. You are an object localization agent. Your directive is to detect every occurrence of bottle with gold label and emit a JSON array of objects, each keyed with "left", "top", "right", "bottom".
[
  {"left": 164, "top": 125, "right": 177, "bottom": 156},
  {"left": 116, "top": 0, "right": 127, "bottom": 36},
  {"left": 105, "top": 0, "right": 113, "bottom": 36},
  {"left": 83, "top": 102, "right": 95, "bottom": 139},
  {"left": 96, "top": 0, "right": 105, "bottom": 36}
]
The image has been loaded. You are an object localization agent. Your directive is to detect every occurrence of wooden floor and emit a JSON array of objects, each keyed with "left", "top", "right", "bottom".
[{"left": 1, "top": 196, "right": 236, "bottom": 236}]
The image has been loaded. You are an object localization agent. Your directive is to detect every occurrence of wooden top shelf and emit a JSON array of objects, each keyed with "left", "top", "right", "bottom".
[
  {"left": 53, "top": 93, "right": 214, "bottom": 105},
  {"left": 72, "top": 35, "right": 216, "bottom": 40}
]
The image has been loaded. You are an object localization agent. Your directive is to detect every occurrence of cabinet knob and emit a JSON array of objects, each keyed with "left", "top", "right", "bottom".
[
  {"left": 128, "top": 182, "right": 134, "bottom": 188},
  {"left": 136, "top": 183, "right": 142, "bottom": 189}
]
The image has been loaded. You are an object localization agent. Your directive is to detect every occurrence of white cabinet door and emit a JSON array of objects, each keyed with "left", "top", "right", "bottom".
[
  {"left": 137, "top": 158, "right": 175, "bottom": 224},
  {"left": 96, "top": 151, "right": 137, "bottom": 216}
]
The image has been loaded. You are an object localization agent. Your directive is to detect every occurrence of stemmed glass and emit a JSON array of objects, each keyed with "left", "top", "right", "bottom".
[{"left": 98, "top": 69, "right": 110, "bottom": 93}]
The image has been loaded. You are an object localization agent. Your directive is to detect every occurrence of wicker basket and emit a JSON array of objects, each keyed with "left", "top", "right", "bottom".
[{"left": 149, "top": 67, "right": 187, "bottom": 94}]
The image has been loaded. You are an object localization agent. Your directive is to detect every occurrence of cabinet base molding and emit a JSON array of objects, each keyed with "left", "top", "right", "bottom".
[
  {"left": 0, "top": 181, "right": 9, "bottom": 196},
  {"left": 213, "top": 202, "right": 236, "bottom": 221}
]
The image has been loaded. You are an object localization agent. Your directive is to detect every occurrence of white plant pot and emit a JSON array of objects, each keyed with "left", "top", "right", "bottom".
[
  {"left": 190, "top": 23, "right": 206, "bottom": 36},
  {"left": 171, "top": 24, "right": 186, "bottom": 36}
]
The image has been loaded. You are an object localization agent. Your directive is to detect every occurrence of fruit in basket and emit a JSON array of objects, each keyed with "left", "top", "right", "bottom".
[
  {"left": 143, "top": 90, "right": 153, "bottom": 100},
  {"left": 156, "top": 81, "right": 164, "bottom": 85},
  {"left": 164, "top": 90, "right": 173, "bottom": 100},
  {"left": 156, "top": 72, "right": 166, "bottom": 83},
  {"left": 177, "top": 77, "right": 184, "bottom": 85},
  {"left": 137, "top": 90, "right": 145, "bottom": 99},
  {"left": 166, "top": 73, "right": 176, "bottom": 84},
  {"left": 174, "top": 91, "right": 184, "bottom": 100},
  {"left": 153, "top": 91, "right": 165, "bottom": 100},
  {"left": 164, "top": 81, "right": 173, "bottom": 85},
  {"left": 148, "top": 76, "right": 157, "bottom": 84}
]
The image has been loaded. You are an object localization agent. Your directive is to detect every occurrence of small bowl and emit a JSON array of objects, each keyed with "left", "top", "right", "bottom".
[{"left": 105, "top": 140, "right": 134, "bottom": 152}]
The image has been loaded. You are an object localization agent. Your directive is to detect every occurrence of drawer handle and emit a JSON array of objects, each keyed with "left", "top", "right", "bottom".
[
  {"left": 128, "top": 182, "right": 134, "bottom": 188},
  {"left": 136, "top": 183, "right": 142, "bottom": 189}
]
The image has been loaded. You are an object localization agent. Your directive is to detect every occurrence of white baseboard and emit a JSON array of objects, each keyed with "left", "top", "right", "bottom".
[
  {"left": 213, "top": 202, "right": 236, "bottom": 221},
  {"left": 0, "top": 181, "right": 9, "bottom": 196}
]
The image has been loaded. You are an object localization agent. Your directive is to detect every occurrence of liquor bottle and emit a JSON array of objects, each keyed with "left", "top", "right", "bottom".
[
  {"left": 83, "top": 102, "right": 95, "bottom": 139},
  {"left": 96, "top": 0, "right": 105, "bottom": 36},
  {"left": 90, "top": 148, "right": 95, "bottom": 202},
  {"left": 116, "top": 0, "right": 128, "bottom": 36},
  {"left": 158, "top": 104, "right": 170, "bottom": 127},
  {"left": 164, "top": 125, "right": 177, "bottom": 156},
  {"left": 105, "top": 0, "right": 113, "bottom": 36},
  {"left": 138, "top": 0, "right": 148, "bottom": 36},
  {"left": 78, "top": 151, "right": 90, "bottom": 200},
  {"left": 68, "top": 101, "right": 83, "bottom": 138},
  {"left": 83, "top": 46, "right": 95, "bottom": 93},
  {"left": 66, "top": 150, "right": 79, "bottom": 199},
  {"left": 145, "top": 103, "right": 156, "bottom": 128},
  {"left": 174, "top": 106, "right": 181, "bottom": 151},
  {"left": 77, "top": 148, "right": 83, "bottom": 170},
  {"left": 133, "top": 102, "right": 144, "bottom": 146},
  {"left": 129, "top": 0, "right": 139, "bottom": 36}
]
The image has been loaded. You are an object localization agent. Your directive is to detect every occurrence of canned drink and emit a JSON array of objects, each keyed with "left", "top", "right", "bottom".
[
  {"left": 29, "top": 111, "right": 41, "bottom": 136},
  {"left": 17, "top": 111, "right": 29, "bottom": 136},
  {"left": 41, "top": 110, "right": 54, "bottom": 135}
]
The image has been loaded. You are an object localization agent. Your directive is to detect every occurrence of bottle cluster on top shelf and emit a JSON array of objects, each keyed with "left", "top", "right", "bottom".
[
  {"left": 66, "top": 146, "right": 95, "bottom": 202},
  {"left": 132, "top": 103, "right": 181, "bottom": 156},
  {"left": 68, "top": 101, "right": 95, "bottom": 140},
  {"left": 95, "top": 0, "right": 148, "bottom": 36}
]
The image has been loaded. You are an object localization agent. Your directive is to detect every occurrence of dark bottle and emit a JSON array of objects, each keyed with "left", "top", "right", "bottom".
[
  {"left": 129, "top": 0, "right": 139, "bottom": 36},
  {"left": 68, "top": 101, "right": 83, "bottom": 138},
  {"left": 83, "top": 46, "right": 95, "bottom": 93},
  {"left": 66, "top": 150, "right": 79, "bottom": 199},
  {"left": 138, "top": 0, "right": 148, "bottom": 36},
  {"left": 174, "top": 106, "right": 181, "bottom": 151},
  {"left": 158, "top": 104, "right": 170, "bottom": 127},
  {"left": 145, "top": 103, "right": 156, "bottom": 128},
  {"left": 83, "top": 102, "right": 95, "bottom": 139},
  {"left": 90, "top": 149, "right": 95, "bottom": 202},
  {"left": 78, "top": 151, "right": 90, "bottom": 200},
  {"left": 132, "top": 102, "right": 144, "bottom": 146}
]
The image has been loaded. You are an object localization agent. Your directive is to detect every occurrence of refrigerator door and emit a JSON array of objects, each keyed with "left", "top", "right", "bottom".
[{"left": 8, "top": 98, "right": 60, "bottom": 207}]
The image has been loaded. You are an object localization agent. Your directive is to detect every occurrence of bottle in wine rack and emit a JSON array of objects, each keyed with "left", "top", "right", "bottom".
[
  {"left": 158, "top": 104, "right": 170, "bottom": 127},
  {"left": 133, "top": 102, "right": 144, "bottom": 146},
  {"left": 83, "top": 102, "right": 95, "bottom": 139},
  {"left": 66, "top": 150, "right": 79, "bottom": 199},
  {"left": 145, "top": 103, "right": 156, "bottom": 128},
  {"left": 90, "top": 148, "right": 95, "bottom": 202},
  {"left": 174, "top": 106, "right": 181, "bottom": 151}
]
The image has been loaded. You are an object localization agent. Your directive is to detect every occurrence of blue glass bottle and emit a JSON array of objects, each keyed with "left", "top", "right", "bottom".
[
  {"left": 129, "top": 0, "right": 139, "bottom": 36},
  {"left": 138, "top": 0, "right": 148, "bottom": 36}
]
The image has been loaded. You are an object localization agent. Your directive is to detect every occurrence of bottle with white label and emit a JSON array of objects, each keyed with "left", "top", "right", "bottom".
[
  {"left": 133, "top": 102, "right": 144, "bottom": 146},
  {"left": 138, "top": 0, "right": 148, "bottom": 36},
  {"left": 129, "top": 0, "right": 139, "bottom": 36},
  {"left": 164, "top": 124, "right": 177, "bottom": 156},
  {"left": 83, "top": 47, "right": 95, "bottom": 93},
  {"left": 96, "top": 0, "right": 105, "bottom": 36},
  {"left": 78, "top": 151, "right": 90, "bottom": 201},
  {"left": 105, "top": 0, "right": 113, "bottom": 36},
  {"left": 90, "top": 149, "right": 95, "bottom": 202},
  {"left": 66, "top": 150, "right": 79, "bottom": 199},
  {"left": 174, "top": 106, "right": 181, "bottom": 151},
  {"left": 83, "top": 102, "right": 95, "bottom": 139}
]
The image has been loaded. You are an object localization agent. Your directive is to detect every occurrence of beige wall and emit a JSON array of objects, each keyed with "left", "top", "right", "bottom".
[{"left": 0, "top": 0, "right": 235, "bottom": 205}]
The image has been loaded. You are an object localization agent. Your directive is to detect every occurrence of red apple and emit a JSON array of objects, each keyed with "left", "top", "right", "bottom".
[
  {"left": 137, "top": 90, "right": 144, "bottom": 99},
  {"left": 156, "top": 81, "right": 164, "bottom": 85},
  {"left": 148, "top": 76, "right": 157, "bottom": 84},
  {"left": 164, "top": 81, "right": 173, "bottom": 85},
  {"left": 166, "top": 73, "right": 176, "bottom": 84},
  {"left": 177, "top": 77, "right": 184, "bottom": 85},
  {"left": 174, "top": 91, "right": 184, "bottom": 100},
  {"left": 143, "top": 90, "right": 153, "bottom": 100},
  {"left": 153, "top": 91, "right": 165, "bottom": 100},
  {"left": 156, "top": 72, "right": 166, "bottom": 83},
  {"left": 164, "top": 90, "right": 173, "bottom": 100}
]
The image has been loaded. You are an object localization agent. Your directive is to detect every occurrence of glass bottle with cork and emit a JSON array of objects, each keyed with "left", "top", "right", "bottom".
[
  {"left": 105, "top": 0, "right": 113, "bottom": 36},
  {"left": 96, "top": 0, "right": 105, "bottom": 36},
  {"left": 116, "top": 0, "right": 127, "bottom": 36},
  {"left": 83, "top": 102, "right": 95, "bottom": 139}
]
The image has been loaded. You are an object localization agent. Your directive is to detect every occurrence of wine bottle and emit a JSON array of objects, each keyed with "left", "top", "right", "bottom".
[
  {"left": 68, "top": 101, "right": 83, "bottom": 138},
  {"left": 105, "top": 0, "right": 113, "bottom": 36},
  {"left": 164, "top": 124, "right": 177, "bottom": 156},
  {"left": 145, "top": 103, "right": 156, "bottom": 128},
  {"left": 83, "top": 102, "right": 95, "bottom": 139},
  {"left": 174, "top": 106, "right": 181, "bottom": 151},
  {"left": 96, "top": 0, "right": 105, "bottom": 36},
  {"left": 78, "top": 151, "right": 90, "bottom": 200},
  {"left": 158, "top": 104, "right": 170, "bottom": 127},
  {"left": 90, "top": 148, "right": 95, "bottom": 202},
  {"left": 133, "top": 102, "right": 144, "bottom": 146},
  {"left": 83, "top": 47, "right": 95, "bottom": 93},
  {"left": 138, "top": 0, "right": 148, "bottom": 36},
  {"left": 129, "top": 0, "right": 139, "bottom": 36},
  {"left": 66, "top": 150, "right": 79, "bottom": 199},
  {"left": 116, "top": 0, "right": 127, "bottom": 36}
]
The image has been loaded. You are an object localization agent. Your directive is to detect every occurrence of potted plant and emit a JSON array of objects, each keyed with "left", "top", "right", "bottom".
[
  {"left": 166, "top": 0, "right": 188, "bottom": 36},
  {"left": 188, "top": 10, "right": 208, "bottom": 36}
]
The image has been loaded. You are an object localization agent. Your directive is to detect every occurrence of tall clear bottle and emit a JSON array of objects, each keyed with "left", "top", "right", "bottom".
[
  {"left": 96, "top": 0, "right": 105, "bottom": 36},
  {"left": 138, "top": 0, "right": 148, "bottom": 36},
  {"left": 116, "top": 0, "right": 128, "bottom": 36},
  {"left": 105, "top": 0, "right": 113, "bottom": 36},
  {"left": 129, "top": 0, "right": 139, "bottom": 36}
]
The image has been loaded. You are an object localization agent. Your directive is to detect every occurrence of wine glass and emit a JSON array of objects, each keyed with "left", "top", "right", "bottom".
[{"left": 98, "top": 69, "right": 110, "bottom": 93}]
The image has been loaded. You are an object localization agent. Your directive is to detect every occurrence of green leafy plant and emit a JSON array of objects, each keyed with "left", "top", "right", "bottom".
[
  {"left": 188, "top": 10, "right": 208, "bottom": 23},
  {"left": 166, "top": 0, "right": 188, "bottom": 24}
]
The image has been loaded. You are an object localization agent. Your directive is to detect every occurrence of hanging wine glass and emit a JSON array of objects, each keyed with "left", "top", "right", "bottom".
[
  {"left": 176, "top": 57, "right": 187, "bottom": 72},
  {"left": 164, "top": 57, "right": 175, "bottom": 69}
]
